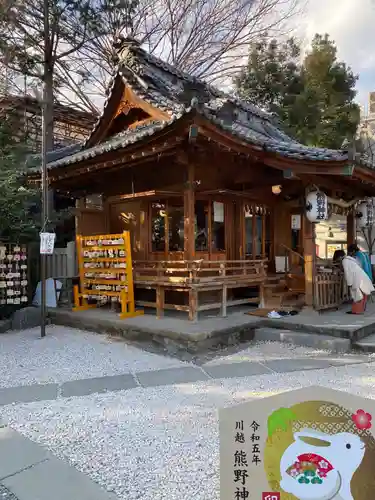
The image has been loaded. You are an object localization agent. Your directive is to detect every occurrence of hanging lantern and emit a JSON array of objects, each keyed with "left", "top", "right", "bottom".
[
  {"left": 356, "top": 199, "right": 375, "bottom": 228},
  {"left": 305, "top": 191, "right": 328, "bottom": 223}
]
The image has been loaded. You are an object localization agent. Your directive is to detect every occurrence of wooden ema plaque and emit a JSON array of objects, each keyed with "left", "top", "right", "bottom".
[
  {"left": 0, "top": 244, "right": 28, "bottom": 306},
  {"left": 73, "top": 231, "right": 143, "bottom": 319},
  {"left": 220, "top": 386, "right": 375, "bottom": 500}
]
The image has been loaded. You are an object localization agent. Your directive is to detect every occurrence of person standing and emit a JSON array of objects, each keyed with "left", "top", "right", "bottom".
[
  {"left": 341, "top": 251, "right": 374, "bottom": 314},
  {"left": 347, "top": 244, "right": 373, "bottom": 281}
]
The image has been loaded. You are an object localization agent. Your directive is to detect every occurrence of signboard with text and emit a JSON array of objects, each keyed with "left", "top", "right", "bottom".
[{"left": 220, "top": 386, "right": 375, "bottom": 499}]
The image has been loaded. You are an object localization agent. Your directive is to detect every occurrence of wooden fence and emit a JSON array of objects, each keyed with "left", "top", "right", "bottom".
[
  {"left": 45, "top": 242, "right": 77, "bottom": 278},
  {"left": 314, "top": 269, "right": 348, "bottom": 311},
  {"left": 29, "top": 241, "right": 77, "bottom": 294}
]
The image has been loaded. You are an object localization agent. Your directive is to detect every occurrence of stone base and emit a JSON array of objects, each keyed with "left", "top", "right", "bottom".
[{"left": 11, "top": 307, "right": 46, "bottom": 331}]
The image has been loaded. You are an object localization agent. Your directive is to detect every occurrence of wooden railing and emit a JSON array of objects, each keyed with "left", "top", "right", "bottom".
[
  {"left": 279, "top": 244, "right": 305, "bottom": 276},
  {"left": 133, "top": 259, "right": 267, "bottom": 285},
  {"left": 133, "top": 259, "right": 268, "bottom": 320}
]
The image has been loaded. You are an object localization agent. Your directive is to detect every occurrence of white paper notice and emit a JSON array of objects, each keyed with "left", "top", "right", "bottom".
[
  {"left": 40, "top": 232, "right": 56, "bottom": 255},
  {"left": 291, "top": 214, "right": 301, "bottom": 230},
  {"left": 213, "top": 202, "right": 224, "bottom": 223}
]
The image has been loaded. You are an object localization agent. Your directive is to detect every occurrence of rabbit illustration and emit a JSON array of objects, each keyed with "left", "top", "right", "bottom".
[{"left": 279, "top": 428, "right": 365, "bottom": 500}]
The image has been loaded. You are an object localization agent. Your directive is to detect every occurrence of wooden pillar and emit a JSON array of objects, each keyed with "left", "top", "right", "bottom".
[
  {"left": 303, "top": 217, "right": 315, "bottom": 308},
  {"left": 184, "top": 163, "right": 195, "bottom": 260},
  {"left": 261, "top": 214, "right": 266, "bottom": 258},
  {"left": 347, "top": 211, "right": 356, "bottom": 247},
  {"left": 75, "top": 198, "right": 85, "bottom": 235},
  {"left": 252, "top": 212, "right": 257, "bottom": 258}
]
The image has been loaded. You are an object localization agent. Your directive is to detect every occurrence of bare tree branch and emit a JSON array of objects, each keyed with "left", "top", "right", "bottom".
[{"left": 0, "top": 0, "right": 302, "bottom": 118}]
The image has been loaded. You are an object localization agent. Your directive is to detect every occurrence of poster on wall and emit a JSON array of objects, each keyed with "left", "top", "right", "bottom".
[
  {"left": 220, "top": 386, "right": 375, "bottom": 500},
  {"left": 291, "top": 214, "right": 301, "bottom": 230},
  {"left": 213, "top": 202, "right": 224, "bottom": 223},
  {"left": 326, "top": 243, "right": 347, "bottom": 259}
]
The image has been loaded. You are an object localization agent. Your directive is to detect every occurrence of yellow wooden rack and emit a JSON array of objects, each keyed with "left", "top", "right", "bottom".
[{"left": 73, "top": 231, "right": 143, "bottom": 319}]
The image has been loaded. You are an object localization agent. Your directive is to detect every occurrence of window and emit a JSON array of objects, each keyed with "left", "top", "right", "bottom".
[
  {"left": 151, "top": 201, "right": 166, "bottom": 252},
  {"left": 168, "top": 202, "right": 184, "bottom": 251},
  {"left": 195, "top": 200, "right": 208, "bottom": 251},
  {"left": 211, "top": 201, "right": 225, "bottom": 251},
  {"left": 245, "top": 212, "right": 269, "bottom": 258},
  {"left": 256, "top": 216, "right": 262, "bottom": 256},
  {"left": 245, "top": 215, "right": 253, "bottom": 256},
  {"left": 151, "top": 199, "right": 225, "bottom": 253}
]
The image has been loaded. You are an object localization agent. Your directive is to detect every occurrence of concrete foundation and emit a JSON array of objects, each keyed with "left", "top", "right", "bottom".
[{"left": 48, "top": 302, "right": 375, "bottom": 353}]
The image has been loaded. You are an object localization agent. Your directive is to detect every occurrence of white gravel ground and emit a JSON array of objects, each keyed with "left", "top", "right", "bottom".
[
  {"left": 2, "top": 362, "right": 375, "bottom": 500},
  {"left": 0, "top": 325, "right": 189, "bottom": 388}
]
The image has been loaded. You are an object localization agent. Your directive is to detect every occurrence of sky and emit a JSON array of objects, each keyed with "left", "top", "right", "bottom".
[{"left": 300, "top": 0, "right": 375, "bottom": 114}]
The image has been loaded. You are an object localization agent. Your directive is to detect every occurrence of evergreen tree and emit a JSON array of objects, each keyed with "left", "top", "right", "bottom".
[
  {"left": 0, "top": 119, "right": 41, "bottom": 241},
  {"left": 236, "top": 34, "right": 360, "bottom": 149},
  {"left": 0, "top": 116, "right": 69, "bottom": 242}
]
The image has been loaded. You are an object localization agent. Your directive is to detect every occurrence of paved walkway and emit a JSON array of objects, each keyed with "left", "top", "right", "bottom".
[
  {"left": 0, "top": 351, "right": 372, "bottom": 406},
  {"left": 0, "top": 424, "right": 118, "bottom": 500}
]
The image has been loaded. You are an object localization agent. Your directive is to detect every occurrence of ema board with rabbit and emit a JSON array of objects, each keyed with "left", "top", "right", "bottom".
[{"left": 279, "top": 428, "right": 365, "bottom": 500}]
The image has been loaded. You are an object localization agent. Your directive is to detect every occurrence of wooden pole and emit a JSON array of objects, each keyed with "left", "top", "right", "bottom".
[
  {"left": 347, "top": 211, "right": 356, "bottom": 247},
  {"left": 303, "top": 217, "right": 315, "bottom": 308},
  {"left": 184, "top": 163, "right": 195, "bottom": 260}
]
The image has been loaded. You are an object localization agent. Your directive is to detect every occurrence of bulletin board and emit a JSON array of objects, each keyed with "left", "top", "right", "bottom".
[{"left": 73, "top": 231, "right": 143, "bottom": 319}]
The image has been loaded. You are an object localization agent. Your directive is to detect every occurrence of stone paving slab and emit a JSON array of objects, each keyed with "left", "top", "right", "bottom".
[
  {"left": 2, "top": 458, "right": 118, "bottom": 500},
  {"left": 0, "top": 427, "right": 49, "bottom": 480},
  {"left": 254, "top": 327, "right": 351, "bottom": 352},
  {"left": 136, "top": 366, "right": 210, "bottom": 387},
  {"left": 0, "top": 384, "right": 58, "bottom": 407},
  {"left": 61, "top": 374, "right": 137, "bottom": 398},
  {"left": 0, "top": 355, "right": 373, "bottom": 406},
  {"left": 203, "top": 361, "right": 271, "bottom": 380},
  {"left": 262, "top": 358, "right": 334, "bottom": 373},
  {"left": 354, "top": 333, "right": 375, "bottom": 353}
]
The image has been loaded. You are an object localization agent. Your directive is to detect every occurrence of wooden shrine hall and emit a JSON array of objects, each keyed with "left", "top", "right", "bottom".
[{"left": 30, "top": 37, "right": 375, "bottom": 320}]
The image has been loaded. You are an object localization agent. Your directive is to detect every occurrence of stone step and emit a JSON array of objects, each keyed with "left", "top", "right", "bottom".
[
  {"left": 353, "top": 333, "right": 375, "bottom": 353},
  {"left": 254, "top": 327, "right": 351, "bottom": 353}
]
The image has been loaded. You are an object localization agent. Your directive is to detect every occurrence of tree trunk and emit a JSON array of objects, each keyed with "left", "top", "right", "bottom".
[
  {"left": 44, "top": 64, "right": 54, "bottom": 153},
  {"left": 43, "top": 58, "right": 55, "bottom": 221}
]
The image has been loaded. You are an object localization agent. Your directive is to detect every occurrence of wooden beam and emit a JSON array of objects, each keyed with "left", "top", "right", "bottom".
[
  {"left": 184, "top": 162, "right": 195, "bottom": 259},
  {"left": 353, "top": 166, "right": 375, "bottom": 186},
  {"left": 266, "top": 159, "right": 354, "bottom": 176},
  {"left": 107, "top": 190, "right": 181, "bottom": 204},
  {"left": 124, "top": 86, "right": 169, "bottom": 121},
  {"left": 86, "top": 75, "right": 124, "bottom": 148}
]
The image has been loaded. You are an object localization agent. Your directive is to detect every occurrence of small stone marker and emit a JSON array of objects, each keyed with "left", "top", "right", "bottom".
[{"left": 219, "top": 386, "right": 375, "bottom": 500}]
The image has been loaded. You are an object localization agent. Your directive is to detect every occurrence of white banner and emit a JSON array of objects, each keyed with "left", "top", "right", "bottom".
[{"left": 40, "top": 232, "right": 56, "bottom": 255}]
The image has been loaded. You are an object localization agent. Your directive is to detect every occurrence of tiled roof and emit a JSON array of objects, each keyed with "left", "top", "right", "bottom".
[
  {"left": 115, "top": 39, "right": 349, "bottom": 163},
  {"left": 44, "top": 117, "right": 181, "bottom": 170},
  {"left": 42, "top": 37, "right": 371, "bottom": 171}
]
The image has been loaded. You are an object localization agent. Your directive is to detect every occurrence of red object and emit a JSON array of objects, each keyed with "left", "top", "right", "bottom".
[
  {"left": 352, "top": 295, "right": 367, "bottom": 314},
  {"left": 298, "top": 454, "right": 333, "bottom": 469},
  {"left": 262, "top": 494, "right": 280, "bottom": 500},
  {"left": 352, "top": 409, "right": 372, "bottom": 430}
]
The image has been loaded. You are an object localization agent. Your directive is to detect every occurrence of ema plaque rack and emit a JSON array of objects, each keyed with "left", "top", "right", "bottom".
[
  {"left": 0, "top": 243, "right": 28, "bottom": 306},
  {"left": 73, "top": 231, "right": 143, "bottom": 319}
]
